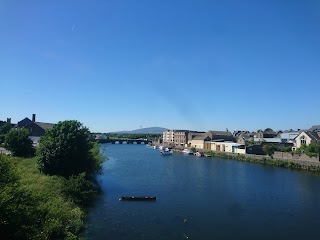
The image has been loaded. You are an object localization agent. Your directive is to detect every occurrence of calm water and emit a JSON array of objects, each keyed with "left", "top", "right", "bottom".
[{"left": 85, "top": 144, "right": 320, "bottom": 240}]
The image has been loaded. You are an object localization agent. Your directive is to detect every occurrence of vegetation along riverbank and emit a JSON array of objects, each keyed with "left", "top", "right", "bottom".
[
  {"left": 174, "top": 148, "right": 320, "bottom": 173},
  {"left": 0, "top": 120, "right": 105, "bottom": 240}
]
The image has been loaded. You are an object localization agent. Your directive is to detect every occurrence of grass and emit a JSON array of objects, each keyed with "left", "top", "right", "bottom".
[{"left": 1, "top": 155, "right": 86, "bottom": 240}]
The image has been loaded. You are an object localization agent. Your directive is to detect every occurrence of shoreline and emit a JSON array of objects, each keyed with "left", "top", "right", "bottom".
[{"left": 163, "top": 146, "right": 320, "bottom": 173}]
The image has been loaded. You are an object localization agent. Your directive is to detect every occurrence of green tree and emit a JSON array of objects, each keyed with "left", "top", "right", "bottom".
[
  {"left": 263, "top": 144, "right": 278, "bottom": 156},
  {"left": 4, "top": 128, "right": 34, "bottom": 157},
  {"left": 0, "top": 122, "right": 13, "bottom": 145},
  {"left": 264, "top": 128, "right": 273, "bottom": 132},
  {"left": 37, "top": 120, "right": 103, "bottom": 177},
  {"left": 0, "top": 122, "right": 13, "bottom": 135}
]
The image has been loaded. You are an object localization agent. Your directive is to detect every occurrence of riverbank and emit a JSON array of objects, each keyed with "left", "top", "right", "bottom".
[
  {"left": 170, "top": 147, "right": 320, "bottom": 173},
  {"left": 0, "top": 155, "right": 98, "bottom": 239}
]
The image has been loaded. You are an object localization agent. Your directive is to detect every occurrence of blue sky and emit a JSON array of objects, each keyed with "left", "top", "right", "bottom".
[{"left": 1, "top": 0, "right": 319, "bottom": 133}]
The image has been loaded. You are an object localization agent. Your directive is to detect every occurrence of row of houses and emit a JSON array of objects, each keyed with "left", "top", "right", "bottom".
[
  {"left": 162, "top": 130, "right": 245, "bottom": 153},
  {"left": 162, "top": 126, "right": 320, "bottom": 155}
]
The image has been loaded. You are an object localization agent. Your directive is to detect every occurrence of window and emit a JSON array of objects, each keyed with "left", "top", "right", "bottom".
[{"left": 300, "top": 136, "right": 306, "bottom": 145}]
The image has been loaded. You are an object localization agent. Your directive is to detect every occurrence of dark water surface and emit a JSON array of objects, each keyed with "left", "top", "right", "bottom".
[{"left": 85, "top": 144, "right": 320, "bottom": 240}]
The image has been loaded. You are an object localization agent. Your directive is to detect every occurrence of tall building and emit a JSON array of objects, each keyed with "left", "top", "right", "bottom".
[{"left": 163, "top": 130, "right": 203, "bottom": 147}]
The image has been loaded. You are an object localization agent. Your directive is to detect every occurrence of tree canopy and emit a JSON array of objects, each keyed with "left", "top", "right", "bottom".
[
  {"left": 4, "top": 128, "right": 34, "bottom": 157},
  {"left": 264, "top": 128, "right": 273, "bottom": 132},
  {"left": 0, "top": 122, "right": 13, "bottom": 145},
  {"left": 37, "top": 120, "right": 103, "bottom": 177}
]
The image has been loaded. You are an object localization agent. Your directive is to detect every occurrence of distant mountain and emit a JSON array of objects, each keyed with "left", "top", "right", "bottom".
[{"left": 110, "top": 127, "right": 168, "bottom": 134}]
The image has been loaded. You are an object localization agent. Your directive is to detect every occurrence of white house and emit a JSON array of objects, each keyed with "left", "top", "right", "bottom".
[{"left": 294, "top": 131, "right": 320, "bottom": 149}]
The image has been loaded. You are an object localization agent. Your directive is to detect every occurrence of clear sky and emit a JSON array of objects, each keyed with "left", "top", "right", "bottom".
[{"left": 1, "top": 0, "right": 319, "bottom": 133}]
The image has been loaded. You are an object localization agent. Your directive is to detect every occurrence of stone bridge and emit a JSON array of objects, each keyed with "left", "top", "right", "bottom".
[{"left": 97, "top": 139, "right": 152, "bottom": 145}]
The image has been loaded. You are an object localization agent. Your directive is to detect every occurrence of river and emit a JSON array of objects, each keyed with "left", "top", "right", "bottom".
[{"left": 85, "top": 144, "right": 320, "bottom": 240}]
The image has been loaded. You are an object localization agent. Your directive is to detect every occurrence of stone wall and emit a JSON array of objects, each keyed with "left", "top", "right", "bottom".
[{"left": 273, "top": 151, "right": 319, "bottom": 163}]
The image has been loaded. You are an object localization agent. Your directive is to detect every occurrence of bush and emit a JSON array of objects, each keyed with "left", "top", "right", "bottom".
[
  {"left": 4, "top": 128, "right": 35, "bottom": 157},
  {"left": 62, "top": 173, "right": 98, "bottom": 207},
  {"left": 296, "top": 143, "right": 320, "bottom": 157},
  {"left": 0, "top": 155, "right": 86, "bottom": 240},
  {"left": 37, "top": 120, "right": 104, "bottom": 177}
]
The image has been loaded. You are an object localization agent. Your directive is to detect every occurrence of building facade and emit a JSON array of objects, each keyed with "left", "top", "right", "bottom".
[
  {"left": 173, "top": 130, "right": 190, "bottom": 147},
  {"left": 294, "top": 131, "right": 320, "bottom": 149},
  {"left": 163, "top": 130, "right": 194, "bottom": 146},
  {"left": 163, "top": 130, "right": 174, "bottom": 144}
]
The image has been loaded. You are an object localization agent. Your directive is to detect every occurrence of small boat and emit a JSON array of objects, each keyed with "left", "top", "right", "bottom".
[
  {"left": 153, "top": 146, "right": 158, "bottom": 149},
  {"left": 194, "top": 152, "right": 202, "bottom": 157},
  {"left": 159, "top": 146, "right": 164, "bottom": 150},
  {"left": 160, "top": 150, "right": 173, "bottom": 155},
  {"left": 119, "top": 196, "right": 156, "bottom": 201},
  {"left": 182, "top": 149, "right": 192, "bottom": 154}
]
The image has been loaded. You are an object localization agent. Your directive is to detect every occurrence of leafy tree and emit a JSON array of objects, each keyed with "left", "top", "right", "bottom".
[
  {"left": 263, "top": 144, "right": 278, "bottom": 156},
  {"left": 4, "top": 128, "right": 34, "bottom": 157},
  {"left": 0, "top": 122, "right": 13, "bottom": 135},
  {"left": 0, "top": 122, "right": 13, "bottom": 145},
  {"left": 37, "top": 120, "right": 104, "bottom": 177},
  {"left": 264, "top": 128, "right": 273, "bottom": 132}
]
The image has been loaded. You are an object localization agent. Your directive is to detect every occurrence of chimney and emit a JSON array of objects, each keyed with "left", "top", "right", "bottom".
[
  {"left": 6, "top": 118, "right": 11, "bottom": 123},
  {"left": 32, "top": 114, "right": 36, "bottom": 122}
]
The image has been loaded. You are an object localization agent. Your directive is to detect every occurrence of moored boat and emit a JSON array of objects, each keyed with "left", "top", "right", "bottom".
[
  {"left": 182, "top": 149, "right": 192, "bottom": 154},
  {"left": 160, "top": 150, "right": 173, "bottom": 155},
  {"left": 194, "top": 152, "right": 202, "bottom": 157}
]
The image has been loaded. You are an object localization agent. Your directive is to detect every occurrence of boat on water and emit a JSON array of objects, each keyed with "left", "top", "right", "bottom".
[
  {"left": 160, "top": 150, "right": 173, "bottom": 155},
  {"left": 194, "top": 152, "right": 202, "bottom": 157},
  {"left": 159, "top": 146, "right": 165, "bottom": 150},
  {"left": 182, "top": 149, "right": 192, "bottom": 154},
  {"left": 153, "top": 146, "right": 158, "bottom": 149},
  {"left": 119, "top": 196, "right": 156, "bottom": 201}
]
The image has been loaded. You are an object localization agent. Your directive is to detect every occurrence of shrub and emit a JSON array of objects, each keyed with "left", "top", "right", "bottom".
[
  {"left": 0, "top": 155, "right": 86, "bottom": 240},
  {"left": 4, "top": 128, "right": 34, "bottom": 157}
]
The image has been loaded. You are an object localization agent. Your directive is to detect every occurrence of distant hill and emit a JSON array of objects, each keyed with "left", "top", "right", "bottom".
[{"left": 110, "top": 127, "right": 168, "bottom": 134}]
